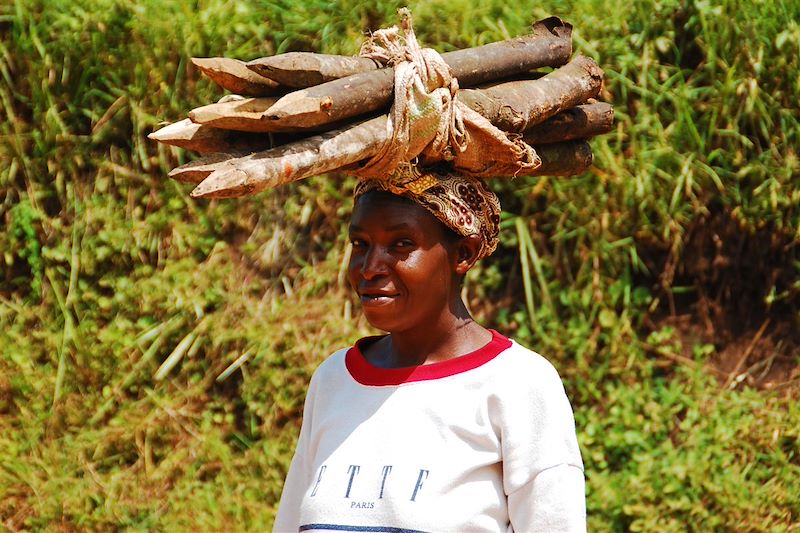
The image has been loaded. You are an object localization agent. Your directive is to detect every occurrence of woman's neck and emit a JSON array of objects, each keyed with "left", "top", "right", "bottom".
[{"left": 364, "top": 299, "right": 492, "bottom": 368}]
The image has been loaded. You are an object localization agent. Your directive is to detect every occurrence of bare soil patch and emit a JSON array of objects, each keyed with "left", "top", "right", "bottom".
[{"left": 639, "top": 208, "right": 800, "bottom": 392}]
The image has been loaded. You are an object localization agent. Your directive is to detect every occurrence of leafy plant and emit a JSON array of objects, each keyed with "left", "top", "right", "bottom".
[{"left": 1, "top": 0, "right": 798, "bottom": 530}]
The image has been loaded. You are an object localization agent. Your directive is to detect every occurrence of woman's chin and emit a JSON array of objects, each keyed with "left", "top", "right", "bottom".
[{"left": 361, "top": 304, "right": 404, "bottom": 332}]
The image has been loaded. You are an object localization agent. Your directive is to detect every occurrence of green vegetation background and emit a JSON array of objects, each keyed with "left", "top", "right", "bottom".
[{"left": 1, "top": 0, "right": 799, "bottom": 530}]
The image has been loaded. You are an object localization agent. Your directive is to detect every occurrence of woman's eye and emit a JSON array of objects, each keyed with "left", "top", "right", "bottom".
[
  {"left": 350, "top": 238, "right": 366, "bottom": 248},
  {"left": 394, "top": 239, "right": 414, "bottom": 249}
]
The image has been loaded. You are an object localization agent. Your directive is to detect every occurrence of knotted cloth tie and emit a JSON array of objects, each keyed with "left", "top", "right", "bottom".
[{"left": 348, "top": 8, "right": 541, "bottom": 183}]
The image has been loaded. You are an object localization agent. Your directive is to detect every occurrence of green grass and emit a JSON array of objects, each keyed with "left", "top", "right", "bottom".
[{"left": 1, "top": 0, "right": 799, "bottom": 530}]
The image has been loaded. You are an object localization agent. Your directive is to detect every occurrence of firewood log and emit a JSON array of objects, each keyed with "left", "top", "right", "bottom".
[
  {"left": 185, "top": 116, "right": 388, "bottom": 198},
  {"left": 518, "top": 141, "right": 593, "bottom": 176},
  {"left": 521, "top": 102, "right": 614, "bottom": 144},
  {"left": 247, "top": 53, "right": 381, "bottom": 87},
  {"left": 457, "top": 56, "right": 604, "bottom": 132},
  {"left": 247, "top": 17, "right": 571, "bottom": 90},
  {"left": 191, "top": 57, "right": 285, "bottom": 96},
  {"left": 258, "top": 18, "right": 573, "bottom": 130}
]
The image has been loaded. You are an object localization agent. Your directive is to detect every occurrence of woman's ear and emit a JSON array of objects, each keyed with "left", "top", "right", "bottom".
[{"left": 455, "top": 234, "right": 483, "bottom": 275}]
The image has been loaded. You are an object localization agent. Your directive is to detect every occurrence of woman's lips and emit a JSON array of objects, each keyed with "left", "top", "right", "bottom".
[{"left": 360, "top": 293, "right": 399, "bottom": 307}]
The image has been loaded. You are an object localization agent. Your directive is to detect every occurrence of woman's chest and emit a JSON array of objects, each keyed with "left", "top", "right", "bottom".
[{"left": 297, "top": 384, "right": 508, "bottom": 532}]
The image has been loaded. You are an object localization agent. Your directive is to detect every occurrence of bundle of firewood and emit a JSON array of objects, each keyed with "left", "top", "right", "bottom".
[{"left": 149, "top": 12, "right": 613, "bottom": 199}]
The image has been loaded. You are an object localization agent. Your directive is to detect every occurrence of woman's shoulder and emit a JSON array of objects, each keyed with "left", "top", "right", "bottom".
[
  {"left": 311, "top": 345, "right": 351, "bottom": 378},
  {"left": 487, "top": 334, "right": 568, "bottom": 393},
  {"left": 494, "top": 335, "right": 561, "bottom": 374}
]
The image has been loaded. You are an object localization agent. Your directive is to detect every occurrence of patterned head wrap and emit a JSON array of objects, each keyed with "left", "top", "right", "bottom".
[{"left": 353, "top": 167, "right": 501, "bottom": 260}]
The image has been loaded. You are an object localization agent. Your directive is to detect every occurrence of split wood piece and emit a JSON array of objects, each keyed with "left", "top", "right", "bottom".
[
  {"left": 187, "top": 97, "right": 355, "bottom": 134},
  {"left": 248, "top": 53, "right": 381, "bottom": 88},
  {"left": 521, "top": 102, "right": 614, "bottom": 145},
  {"left": 259, "top": 17, "right": 573, "bottom": 129},
  {"left": 182, "top": 137, "right": 595, "bottom": 194},
  {"left": 447, "top": 17, "right": 572, "bottom": 88},
  {"left": 191, "top": 57, "right": 285, "bottom": 97},
  {"left": 457, "top": 55, "right": 605, "bottom": 132},
  {"left": 168, "top": 153, "right": 245, "bottom": 184},
  {"left": 247, "top": 17, "right": 570, "bottom": 91},
  {"left": 181, "top": 116, "right": 598, "bottom": 198},
  {"left": 148, "top": 118, "right": 278, "bottom": 154},
  {"left": 188, "top": 116, "right": 388, "bottom": 198},
  {"left": 184, "top": 61, "right": 603, "bottom": 142},
  {"left": 517, "top": 140, "right": 593, "bottom": 177},
  {"left": 188, "top": 97, "right": 281, "bottom": 132}
]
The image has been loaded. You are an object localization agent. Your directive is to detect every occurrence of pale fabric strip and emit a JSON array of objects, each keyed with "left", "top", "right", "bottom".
[{"left": 352, "top": 9, "right": 540, "bottom": 180}]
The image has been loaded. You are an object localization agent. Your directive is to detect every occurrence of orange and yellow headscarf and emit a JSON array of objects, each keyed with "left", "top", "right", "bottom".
[{"left": 354, "top": 167, "right": 501, "bottom": 260}]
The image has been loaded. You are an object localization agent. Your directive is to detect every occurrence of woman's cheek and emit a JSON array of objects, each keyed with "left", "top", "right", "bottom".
[{"left": 347, "top": 255, "right": 363, "bottom": 286}]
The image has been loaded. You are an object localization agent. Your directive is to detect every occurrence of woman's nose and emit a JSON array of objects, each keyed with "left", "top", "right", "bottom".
[{"left": 361, "top": 245, "right": 389, "bottom": 279}]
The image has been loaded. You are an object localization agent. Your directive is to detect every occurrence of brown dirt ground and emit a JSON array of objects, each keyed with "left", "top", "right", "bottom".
[{"left": 640, "top": 208, "right": 800, "bottom": 393}]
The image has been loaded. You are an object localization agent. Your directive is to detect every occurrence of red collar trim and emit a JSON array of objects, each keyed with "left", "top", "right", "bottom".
[{"left": 345, "top": 330, "right": 512, "bottom": 386}]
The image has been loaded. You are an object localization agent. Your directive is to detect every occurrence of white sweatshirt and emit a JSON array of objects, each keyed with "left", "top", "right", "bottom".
[{"left": 273, "top": 330, "right": 585, "bottom": 533}]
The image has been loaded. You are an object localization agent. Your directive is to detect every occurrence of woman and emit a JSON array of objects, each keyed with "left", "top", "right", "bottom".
[{"left": 273, "top": 171, "right": 585, "bottom": 532}]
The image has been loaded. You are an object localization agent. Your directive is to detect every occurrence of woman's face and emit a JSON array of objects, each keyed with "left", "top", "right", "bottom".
[{"left": 348, "top": 192, "right": 460, "bottom": 333}]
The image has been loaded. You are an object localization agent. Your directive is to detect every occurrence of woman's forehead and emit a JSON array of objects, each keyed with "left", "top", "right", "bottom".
[
  {"left": 353, "top": 191, "right": 423, "bottom": 216},
  {"left": 351, "top": 192, "right": 445, "bottom": 233}
]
